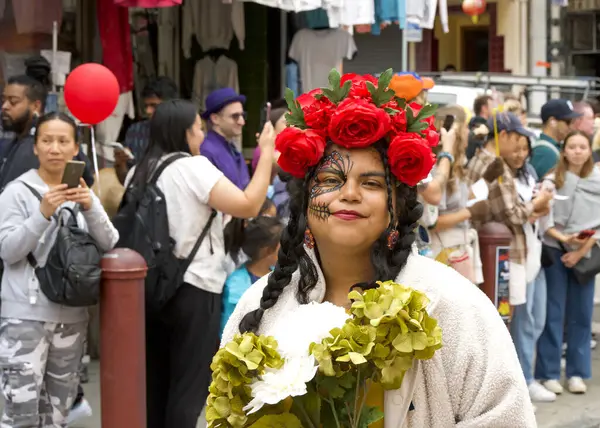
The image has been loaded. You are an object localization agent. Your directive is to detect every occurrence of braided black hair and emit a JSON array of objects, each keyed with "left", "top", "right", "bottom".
[{"left": 239, "top": 141, "right": 422, "bottom": 333}]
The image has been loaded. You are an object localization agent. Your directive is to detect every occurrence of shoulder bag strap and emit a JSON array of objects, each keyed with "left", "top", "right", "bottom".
[
  {"left": 181, "top": 209, "right": 218, "bottom": 273},
  {"left": 149, "top": 153, "right": 188, "bottom": 184},
  {"left": 20, "top": 182, "right": 46, "bottom": 269}
]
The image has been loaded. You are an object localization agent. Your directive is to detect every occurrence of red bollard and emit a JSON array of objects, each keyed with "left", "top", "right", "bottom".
[
  {"left": 478, "top": 222, "right": 513, "bottom": 324},
  {"left": 100, "top": 248, "right": 148, "bottom": 428}
]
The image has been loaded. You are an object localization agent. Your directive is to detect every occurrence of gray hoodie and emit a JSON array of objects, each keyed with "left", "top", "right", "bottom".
[{"left": 0, "top": 169, "right": 119, "bottom": 323}]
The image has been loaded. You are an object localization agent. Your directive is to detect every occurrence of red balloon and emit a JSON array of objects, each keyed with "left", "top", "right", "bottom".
[
  {"left": 462, "top": 0, "right": 486, "bottom": 16},
  {"left": 64, "top": 63, "right": 120, "bottom": 125}
]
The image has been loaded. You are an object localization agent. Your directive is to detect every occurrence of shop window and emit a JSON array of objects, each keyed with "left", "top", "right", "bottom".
[{"left": 567, "top": 13, "right": 595, "bottom": 51}]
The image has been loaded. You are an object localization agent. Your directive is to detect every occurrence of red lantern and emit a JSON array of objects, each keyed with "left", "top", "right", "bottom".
[
  {"left": 462, "top": 0, "right": 487, "bottom": 23},
  {"left": 64, "top": 63, "right": 120, "bottom": 125}
]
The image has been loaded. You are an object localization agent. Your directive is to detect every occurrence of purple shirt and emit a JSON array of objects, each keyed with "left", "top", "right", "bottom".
[{"left": 201, "top": 130, "right": 250, "bottom": 190}]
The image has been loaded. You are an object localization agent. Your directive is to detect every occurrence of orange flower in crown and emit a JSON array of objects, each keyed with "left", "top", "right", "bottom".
[{"left": 275, "top": 69, "right": 438, "bottom": 186}]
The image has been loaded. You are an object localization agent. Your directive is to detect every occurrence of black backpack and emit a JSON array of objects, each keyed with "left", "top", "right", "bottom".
[
  {"left": 22, "top": 183, "right": 102, "bottom": 307},
  {"left": 113, "top": 154, "right": 216, "bottom": 313}
]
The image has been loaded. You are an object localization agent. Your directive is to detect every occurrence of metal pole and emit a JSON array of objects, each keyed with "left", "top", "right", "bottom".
[
  {"left": 401, "top": 0, "right": 408, "bottom": 71},
  {"left": 402, "top": 31, "right": 408, "bottom": 71}
]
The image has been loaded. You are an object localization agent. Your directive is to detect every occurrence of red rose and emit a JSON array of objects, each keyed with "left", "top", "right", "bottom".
[
  {"left": 387, "top": 134, "right": 436, "bottom": 187},
  {"left": 296, "top": 89, "right": 333, "bottom": 130},
  {"left": 327, "top": 98, "right": 391, "bottom": 148},
  {"left": 340, "top": 73, "right": 379, "bottom": 99},
  {"left": 275, "top": 127, "right": 327, "bottom": 178},
  {"left": 382, "top": 99, "right": 399, "bottom": 110},
  {"left": 424, "top": 129, "right": 440, "bottom": 147},
  {"left": 389, "top": 109, "right": 407, "bottom": 134}
]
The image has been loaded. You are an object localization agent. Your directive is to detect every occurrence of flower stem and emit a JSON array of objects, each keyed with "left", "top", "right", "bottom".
[
  {"left": 325, "top": 398, "right": 342, "bottom": 428},
  {"left": 355, "top": 378, "right": 371, "bottom": 428},
  {"left": 293, "top": 397, "right": 317, "bottom": 428},
  {"left": 353, "top": 367, "right": 361, "bottom": 427}
]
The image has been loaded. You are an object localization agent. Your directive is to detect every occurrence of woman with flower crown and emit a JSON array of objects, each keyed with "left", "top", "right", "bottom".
[{"left": 221, "top": 70, "right": 536, "bottom": 427}]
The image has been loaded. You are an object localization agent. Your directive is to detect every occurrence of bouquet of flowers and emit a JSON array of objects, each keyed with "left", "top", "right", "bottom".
[{"left": 206, "top": 281, "right": 442, "bottom": 428}]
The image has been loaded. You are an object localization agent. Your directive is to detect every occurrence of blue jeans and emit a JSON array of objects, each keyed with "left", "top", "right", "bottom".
[
  {"left": 511, "top": 269, "right": 547, "bottom": 384},
  {"left": 535, "top": 247, "right": 595, "bottom": 380}
]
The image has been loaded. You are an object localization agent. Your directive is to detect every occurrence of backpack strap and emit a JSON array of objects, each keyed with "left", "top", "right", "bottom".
[
  {"left": 150, "top": 153, "right": 188, "bottom": 184},
  {"left": 20, "top": 182, "right": 59, "bottom": 222},
  {"left": 181, "top": 209, "right": 218, "bottom": 273}
]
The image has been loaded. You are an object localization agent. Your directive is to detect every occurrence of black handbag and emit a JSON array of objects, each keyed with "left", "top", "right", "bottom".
[{"left": 559, "top": 241, "right": 600, "bottom": 285}]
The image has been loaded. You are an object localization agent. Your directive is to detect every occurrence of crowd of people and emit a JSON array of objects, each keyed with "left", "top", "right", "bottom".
[
  {"left": 415, "top": 92, "right": 600, "bottom": 407},
  {"left": 0, "top": 61, "right": 598, "bottom": 427}
]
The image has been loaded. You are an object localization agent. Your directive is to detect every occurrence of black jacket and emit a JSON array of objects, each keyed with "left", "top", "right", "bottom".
[{"left": 0, "top": 126, "right": 94, "bottom": 192}]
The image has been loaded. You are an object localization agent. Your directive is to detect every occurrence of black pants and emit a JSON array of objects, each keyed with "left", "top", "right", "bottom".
[{"left": 146, "top": 283, "right": 220, "bottom": 428}]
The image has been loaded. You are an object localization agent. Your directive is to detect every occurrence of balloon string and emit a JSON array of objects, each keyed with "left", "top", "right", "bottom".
[{"left": 89, "top": 125, "right": 101, "bottom": 197}]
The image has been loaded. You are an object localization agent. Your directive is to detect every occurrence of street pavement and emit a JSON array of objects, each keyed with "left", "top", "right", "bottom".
[{"left": 3, "top": 317, "right": 600, "bottom": 428}]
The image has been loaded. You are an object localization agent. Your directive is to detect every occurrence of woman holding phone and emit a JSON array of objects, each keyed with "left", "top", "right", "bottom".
[
  {"left": 0, "top": 112, "right": 118, "bottom": 427},
  {"left": 426, "top": 106, "right": 489, "bottom": 281},
  {"left": 536, "top": 130, "right": 600, "bottom": 395}
]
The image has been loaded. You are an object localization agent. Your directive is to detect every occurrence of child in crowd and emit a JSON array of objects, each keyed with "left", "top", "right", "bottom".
[{"left": 220, "top": 216, "right": 283, "bottom": 336}]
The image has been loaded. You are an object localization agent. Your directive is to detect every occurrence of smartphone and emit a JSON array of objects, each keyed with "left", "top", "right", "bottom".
[
  {"left": 442, "top": 114, "right": 455, "bottom": 131},
  {"left": 61, "top": 160, "right": 86, "bottom": 189},
  {"left": 577, "top": 230, "right": 595, "bottom": 240},
  {"left": 259, "top": 102, "right": 272, "bottom": 129}
]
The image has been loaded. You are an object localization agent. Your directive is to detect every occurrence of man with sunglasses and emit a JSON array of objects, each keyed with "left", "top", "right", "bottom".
[
  {"left": 530, "top": 99, "right": 582, "bottom": 180},
  {"left": 201, "top": 88, "right": 249, "bottom": 189}
]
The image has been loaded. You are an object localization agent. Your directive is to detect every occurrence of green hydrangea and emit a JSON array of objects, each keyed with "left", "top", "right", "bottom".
[
  {"left": 206, "top": 333, "right": 284, "bottom": 428},
  {"left": 348, "top": 280, "right": 443, "bottom": 389},
  {"left": 310, "top": 280, "right": 442, "bottom": 393}
]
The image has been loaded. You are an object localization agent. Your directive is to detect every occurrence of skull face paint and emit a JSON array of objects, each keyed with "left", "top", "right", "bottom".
[{"left": 307, "top": 151, "right": 354, "bottom": 221}]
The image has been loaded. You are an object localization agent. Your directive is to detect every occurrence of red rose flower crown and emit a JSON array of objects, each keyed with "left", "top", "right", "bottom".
[{"left": 274, "top": 68, "right": 439, "bottom": 187}]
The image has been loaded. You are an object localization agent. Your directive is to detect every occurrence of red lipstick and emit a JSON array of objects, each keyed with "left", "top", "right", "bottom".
[{"left": 332, "top": 210, "right": 366, "bottom": 221}]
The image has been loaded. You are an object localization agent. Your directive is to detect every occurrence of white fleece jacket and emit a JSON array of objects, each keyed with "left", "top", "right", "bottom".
[{"left": 222, "top": 250, "right": 536, "bottom": 428}]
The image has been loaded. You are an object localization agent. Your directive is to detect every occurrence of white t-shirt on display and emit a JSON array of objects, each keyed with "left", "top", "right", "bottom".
[
  {"left": 126, "top": 154, "right": 226, "bottom": 294},
  {"left": 289, "top": 28, "right": 357, "bottom": 92}
]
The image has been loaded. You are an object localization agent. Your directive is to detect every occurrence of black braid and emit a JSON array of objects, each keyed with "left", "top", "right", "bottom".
[
  {"left": 239, "top": 140, "right": 423, "bottom": 333},
  {"left": 239, "top": 175, "right": 318, "bottom": 333}
]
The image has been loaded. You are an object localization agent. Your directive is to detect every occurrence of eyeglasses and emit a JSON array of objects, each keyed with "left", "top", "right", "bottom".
[{"left": 227, "top": 112, "right": 247, "bottom": 121}]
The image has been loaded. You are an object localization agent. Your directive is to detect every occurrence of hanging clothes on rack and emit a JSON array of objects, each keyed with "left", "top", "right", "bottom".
[
  {"left": 406, "top": 0, "right": 449, "bottom": 32},
  {"left": 114, "top": 0, "right": 182, "bottom": 6},
  {"left": 158, "top": 6, "right": 180, "bottom": 89},
  {"left": 289, "top": 28, "right": 357, "bottom": 92},
  {"left": 192, "top": 54, "right": 239, "bottom": 112},
  {"left": 326, "top": 0, "right": 375, "bottom": 28},
  {"left": 97, "top": 0, "right": 134, "bottom": 93},
  {"left": 182, "top": 0, "right": 245, "bottom": 58},
  {"left": 11, "top": 0, "right": 62, "bottom": 35},
  {"left": 371, "top": 0, "right": 406, "bottom": 35}
]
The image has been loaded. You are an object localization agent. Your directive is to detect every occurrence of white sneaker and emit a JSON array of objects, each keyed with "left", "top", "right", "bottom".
[
  {"left": 67, "top": 398, "right": 93, "bottom": 425},
  {"left": 542, "top": 379, "right": 564, "bottom": 395},
  {"left": 592, "top": 339, "right": 597, "bottom": 350},
  {"left": 568, "top": 376, "right": 587, "bottom": 394},
  {"left": 528, "top": 381, "right": 557, "bottom": 402}
]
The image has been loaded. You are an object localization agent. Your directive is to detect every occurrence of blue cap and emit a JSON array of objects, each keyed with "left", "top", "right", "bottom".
[
  {"left": 541, "top": 99, "right": 582, "bottom": 123},
  {"left": 486, "top": 112, "right": 534, "bottom": 139}
]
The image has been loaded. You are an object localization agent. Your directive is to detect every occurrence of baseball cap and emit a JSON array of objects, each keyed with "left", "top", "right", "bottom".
[
  {"left": 486, "top": 112, "right": 535, "bottom": 139},
  {"left": 541, "top": 99, "right": 582, "bottom": 123}
]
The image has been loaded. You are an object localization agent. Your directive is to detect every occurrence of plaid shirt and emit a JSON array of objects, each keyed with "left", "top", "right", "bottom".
[
  {"left": 466, "top": 147, "right": 495, "bottom": 185},
  {"left": 488, "top": 161, "right": 534, "bottom": 265}
]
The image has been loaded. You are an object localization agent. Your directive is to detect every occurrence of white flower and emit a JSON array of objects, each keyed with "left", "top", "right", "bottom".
[
  {"left": 272, "top": 301, "right": 349, "bottom": 358},
  {"left": 243, "top": 355, "right": 318, "bottom": 415}
]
